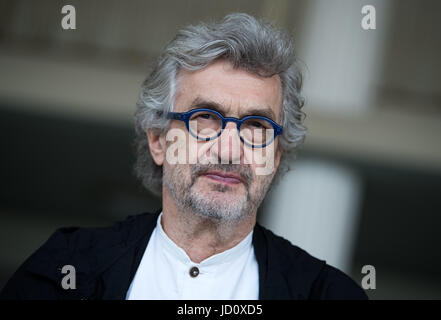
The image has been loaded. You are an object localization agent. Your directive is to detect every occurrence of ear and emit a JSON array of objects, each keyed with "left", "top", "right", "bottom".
[{"left": 146, "top": 129, "right": 166, "bottom": 166}]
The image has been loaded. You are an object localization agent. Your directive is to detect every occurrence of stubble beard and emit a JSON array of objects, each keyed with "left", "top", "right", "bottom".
[{"left": 163, "top": 162, "right": 274, "bottom": 228}]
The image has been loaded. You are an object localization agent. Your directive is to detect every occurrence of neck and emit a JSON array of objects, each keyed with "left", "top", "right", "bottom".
[{"left": 160, "top": 189, "right": 256, "bottom": 263}]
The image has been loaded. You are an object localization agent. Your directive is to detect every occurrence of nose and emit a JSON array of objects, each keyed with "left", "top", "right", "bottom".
[{"left": 213, "top": 121, "right": 243, "bottom": 164}]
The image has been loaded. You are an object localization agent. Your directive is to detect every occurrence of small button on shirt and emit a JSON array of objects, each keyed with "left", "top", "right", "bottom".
[{"left": 125, "top": 212, "right": 259, "bottom": 300}]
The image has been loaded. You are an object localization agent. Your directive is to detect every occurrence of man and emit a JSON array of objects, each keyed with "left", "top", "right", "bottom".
[{"left": 1, "top": 13, "right": 367, "bottom": 300}]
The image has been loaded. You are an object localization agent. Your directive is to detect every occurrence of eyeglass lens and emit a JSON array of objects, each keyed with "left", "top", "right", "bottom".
[{"left": 188, "top": 110, "right": 274, "bottom": 146}]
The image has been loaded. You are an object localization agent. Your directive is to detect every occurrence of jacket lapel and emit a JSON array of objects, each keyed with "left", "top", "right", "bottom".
[
  {"left": 253, "top": 222, "right": 292, "bottom": 299},
  {"left": 253, "top": 222, "right": 326, "bottom": 300},
  {"left": 97, "top": 210, "right": 161, "bottom": 299}
]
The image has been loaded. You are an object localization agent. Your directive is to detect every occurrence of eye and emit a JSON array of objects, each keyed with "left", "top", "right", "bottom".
[
  {"left": 197, "top": 113, "right": 214, "bottom": 120},
  {"left": 248, "top": 121, "right": 265, "bottom": 128},
  {"left": 190, "top": 111, "right": 221, "bottom": 123}
]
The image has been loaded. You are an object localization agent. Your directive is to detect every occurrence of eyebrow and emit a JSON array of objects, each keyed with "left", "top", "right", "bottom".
[{"left": 189, "top": 97, "right": 277, "bottom": 121}]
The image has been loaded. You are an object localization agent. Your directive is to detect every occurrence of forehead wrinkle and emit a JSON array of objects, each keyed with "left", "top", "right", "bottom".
[
  {"left": 190, "top": 96, "right": 231, "bottom": 115},
  {"left": 189, "top": 95, "right": 278, "bottom": 122},
  {"left": 176, "top": 62, "right": 282, "bottom": 121}
]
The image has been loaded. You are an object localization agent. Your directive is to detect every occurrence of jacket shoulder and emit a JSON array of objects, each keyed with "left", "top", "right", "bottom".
[
  {"left": 0, "top": 211, "right": 159, "bottom": 300},
  {"left": 309, "top": 264, "right": 368, "bottom": 300},
  {"left": 256, "top": 224, "right": 368, "bottom": 300},
  {"left": 48, "top": 211, "right": 158, "bottom": 248}
]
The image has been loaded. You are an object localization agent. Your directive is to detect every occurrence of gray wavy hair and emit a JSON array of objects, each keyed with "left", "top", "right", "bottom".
[{"left": 134, "top": 13, "right": 306, "bottom": 197}]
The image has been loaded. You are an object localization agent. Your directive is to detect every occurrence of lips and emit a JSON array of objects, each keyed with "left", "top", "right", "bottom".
[{"left": 202, "top": 171, "right": 244, "bottom": 185}]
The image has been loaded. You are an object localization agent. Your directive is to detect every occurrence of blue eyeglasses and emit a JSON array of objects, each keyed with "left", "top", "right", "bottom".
[{"left": 166, "top": 108, "right": 283, "bottom": 148}]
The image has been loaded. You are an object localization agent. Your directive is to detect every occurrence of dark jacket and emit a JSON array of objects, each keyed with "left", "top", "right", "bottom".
[{"left": 0, "top": 209, "right": 368, "bottom": 300}]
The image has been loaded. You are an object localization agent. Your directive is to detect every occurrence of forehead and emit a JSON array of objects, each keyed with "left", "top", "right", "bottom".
[{"left": 174, "top": 60, "right": 282, "bottom": 121}]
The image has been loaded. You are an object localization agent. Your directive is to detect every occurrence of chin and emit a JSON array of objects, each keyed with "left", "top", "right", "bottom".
[
  {"left": 190, "top": 189, "right": 246, "bottom": 215},
  {"left": 194, "top": 186, "right": 243, "bottom": 202}
]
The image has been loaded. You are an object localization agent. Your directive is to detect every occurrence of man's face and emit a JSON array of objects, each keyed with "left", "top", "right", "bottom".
[{"left": 160, "top": 60, "right": 283, "bottom": 223}]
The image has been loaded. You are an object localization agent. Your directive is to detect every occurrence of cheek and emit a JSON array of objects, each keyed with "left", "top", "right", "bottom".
[
  {"left": 243, "top": 147, "right": 265, "bottom": 167},
  {"left": 164, "top": 161, "right": 191, "bottom": 184},
  {"left": 249, "top": 170, "right": 274, "bottom": 199},
  {"left": 244, "top": 146, "right": 277, "bottom": 175}
]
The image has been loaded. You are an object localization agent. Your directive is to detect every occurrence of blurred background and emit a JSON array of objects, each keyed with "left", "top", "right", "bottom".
[{"left": 0, "top": 0, "right": 440, "bottom": 299}]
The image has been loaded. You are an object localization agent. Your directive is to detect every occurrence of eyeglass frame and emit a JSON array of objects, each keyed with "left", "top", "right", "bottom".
[{"left": 165, "top": 107, "right": 283, "bottom": 148}]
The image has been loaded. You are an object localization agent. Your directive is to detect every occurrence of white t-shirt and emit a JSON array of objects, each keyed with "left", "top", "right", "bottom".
[{"left": 126, "top": 212, "right": 259, "bottom": 300}]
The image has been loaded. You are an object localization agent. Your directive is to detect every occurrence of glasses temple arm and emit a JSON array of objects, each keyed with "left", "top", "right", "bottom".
[{"left": 166, "top": 112, "right": 184, "bottom": 120}]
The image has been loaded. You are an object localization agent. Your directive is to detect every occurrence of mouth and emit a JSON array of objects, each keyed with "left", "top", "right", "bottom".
[{"left": 201, "top": 171, "right": 244, "bottom": 185}]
